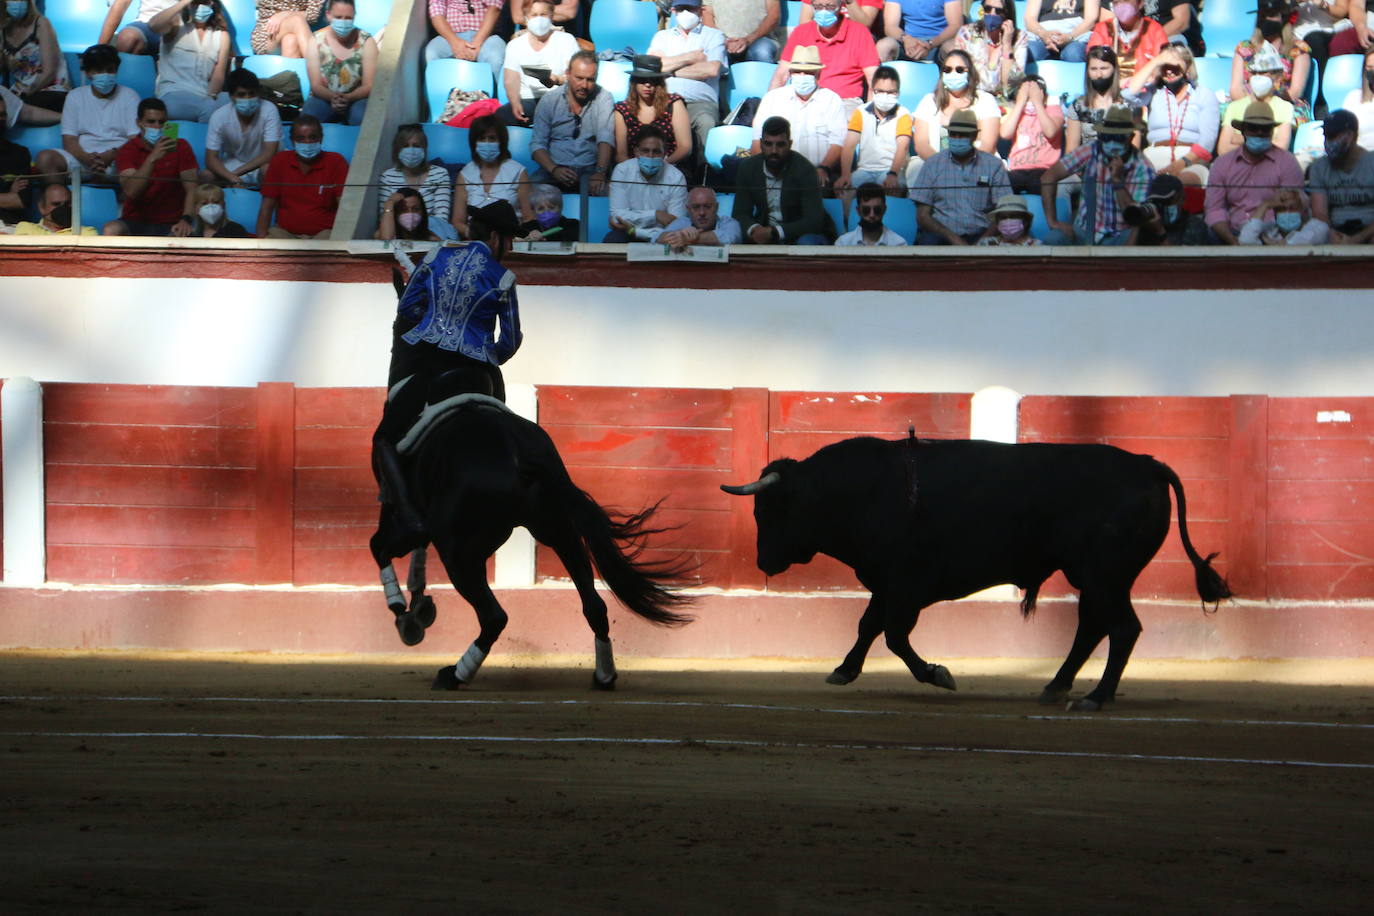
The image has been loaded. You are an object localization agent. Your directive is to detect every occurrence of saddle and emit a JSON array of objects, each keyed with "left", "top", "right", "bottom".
[{"left": 394, "top": 369, "right": 513, "bottom": 457}]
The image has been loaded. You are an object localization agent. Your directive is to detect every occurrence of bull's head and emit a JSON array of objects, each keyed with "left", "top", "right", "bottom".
[{"left": 720, "top": 460, "right": 816, "bottom": 576}]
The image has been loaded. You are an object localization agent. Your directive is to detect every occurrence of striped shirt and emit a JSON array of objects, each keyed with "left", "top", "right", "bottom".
[
  {"left": 428, "top": 0, "right": 503, "bottom": 34},
  {"left": 377, "top": 165, "right": 454, "bottom": 223},
  {"left": 910, "top": 149, "right": 1011, "bottom": 238},
  {"left": 1058, "top": 142, "right": 1154, "bottom": 241}
]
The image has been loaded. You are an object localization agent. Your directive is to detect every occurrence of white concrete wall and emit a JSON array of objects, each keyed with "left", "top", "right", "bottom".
[{"left": 2, "top": 276, "right": 1371, "bottom": 395}]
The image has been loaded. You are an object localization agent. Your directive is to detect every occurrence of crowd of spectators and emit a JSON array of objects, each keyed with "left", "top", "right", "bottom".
[{"left": 3, "top": 0, "right": 1374, "bottom": 248}]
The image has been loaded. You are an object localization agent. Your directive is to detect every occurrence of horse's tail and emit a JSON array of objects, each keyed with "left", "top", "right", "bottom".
[
  {"left": 1157, "top": 459, "right": 1232, "bottom": 612},
  {"left": 558, "top": 484, "right": 696, "bottom": 626}
]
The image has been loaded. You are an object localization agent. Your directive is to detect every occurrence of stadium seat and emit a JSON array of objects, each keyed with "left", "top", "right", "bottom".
[
  {"left": 822, "top": 197, "right": 845, "bottom": 235},
  {"left": 561, "top": 192, "right": 581, "bottom": 221},
  {"left": 355, "top": 0, "right": 393, "bottom": 35},
  {"left": 321, "top": 123, "right": 361, "bottom": 158},
  {"left": 1198, "top": 0, "right": 1253, "bottom": 58},
  {"left": 782, "top": 0, "right": 804, "bottom": 31},
  {"left": 422, "top": 124, "right": 472, "bottom": 167},
  {"left": 702, "top": 124, "right": 754, "bottom": 169},
  {"left": 584, "top": 194, "right": 611, "bottom": 242},
  {"left": 885, "top": 60, "right": 938, "bottom": 113},
  {"left": 870, "top": 197, "right": 917, "bottom": 244},
  {"left": 714, "top": 191, "right": 735, "bottom": 218},
  {"left": 65, "top": 52, "right": 83, "bottom": 85},
  {"left": 8, "top": 124, "right": 62, "bottom": 160},
  {"left": 1023, "top": 193, "right": 1071, "bottom": 242},
  {"left": 597, "top": 60, "right": 631, "bottom": 103},
  {"left": 170, "top": 120, "right": 209, "bottom": 163},
  {"left": 1028, "top": 60, "right": 1084, "bottom": 105},
  {"left": 242, "top": 55, "right": 312, "bottom": 102},
  {"left": 117, "top": 52, "right": 157, "bottom": 99},
  {"left": 1292, "top": 119, "right": 1324, "bottom": 156},
  {"left": 1192, "top": 55, "right": 1233, "bottom": 102},
  {"left": 78, "top": 185, "right": 119, "bottom": 231},
  {"left": 426, "top": 59, "right": 496, "bottom": 121},
  {"left": 218, "top": 0, "right": 257, "bottom": 55},
  {"left": 1320, "top": 54, "right": 1364, "bottom": 110},
  {"left": 222, "top": 187, "right": 263, "bottom": 230},
  {"left": 46, "top": 0, "right": 108, "bottom": 52},
  {"left": 506, "top": 126, "right": 536, "bottom": 172},
  {"left": 587, "top": 0, "right": 661, "bottom": 56},
  {"left": 724, "top": 60, "right": 774, "bottom": 109}
]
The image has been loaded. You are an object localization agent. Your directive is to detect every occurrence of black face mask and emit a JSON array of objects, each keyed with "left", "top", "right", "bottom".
[
  {"left": 1089, "top": 75, "right": 1114, "bottom": 94},
  {"left": 1366, "top": 70, "right": 1374, "bottom": 90},
  {"left": 1163, "top": 76, "right": 1188, "bottom": 94},
  {"left": 1258, "top": 18, "right": 1284, "bottom": 39},
  {"left": 49, "top": 203, "right": 72, "bottom": 228}
]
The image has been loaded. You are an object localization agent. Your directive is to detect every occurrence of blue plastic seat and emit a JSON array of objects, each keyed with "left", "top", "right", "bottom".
[
  {"left": 242, "top": 55, "right": 313, "bottom": 102},
  {"left": 822, "top": 197, "right": 845, "bottom": 237},
  {"left": 1199, "top": 0, "right": 1254, "bottom": 58},
  {"left": 46, "top": 0, "right": 108, "bottom": 53},
  {"left": 714, "top": 191, "right": 735, "bottom": 218},
  {"left": 322, "top": 123, "right": 360, "bottom": 158},
  {"left": 1028, "top": 60, "right": 1085, "bottom": 105},
  {"left": 422, "top": 124, "right": 472, "bottom": 168},
  {"left": 79, "top": 185, "right": 120, "bottom": 231},
  {"left": 782, "top": 1, "right": 804, "bottom": 30},
  {"left": 354, "top": 0, "right": 393, "bottom": 36},
  {"left": 884, "top": 60, "right": 938, "bottom": 113},
  {"left": 222, "top": 187, "right": 264, "bottom": 230},
  {"left": 1022, "top": 193, "right": 1071, "bottom": 242},
  {"left": 588, "top": 0, "right": 661, "bottom": 56},
  {"left": 116, "top": 52, "right": 157, "bottom": 99},
  {"left": 218, "top": 0, "right": 258, "bottom": 56},
  {"left": 506, "top": 126, "right": 536, "bottom": 172},
  {"left": 426, "top": 59, "right": 496, "bottom": 121},
  {"left": 1320, "top": 54, "right": 1364, "bottom": 110},
  {"left": 8, "top": 124, "right": 63, "bottom": 159},
  {"left": 1192, "top": 55, "right": 1233, "bottom": 101},
  {"left": 170, "top": 121, "right": 209, "bottom": 164},
  {"left": 584, "top": 194, "right": 611, "bottom": 243},
  {"left": 724, "top": 61, "right": 775, "bottom": 109},
  {"left": 560, "top": 191, "right": 582, "bottom": 221},
  {"left": 703, "top": 125, "right": 754, "bottom": 169},
  {"left": 1291, "top": 119, "right": 1324, "bottom": 156},
  {"left": 597, "top": 62, "right": 631, "bottom": 105},
  {"left": 874, "top": 197, "right": 917, "bottom": 244}
]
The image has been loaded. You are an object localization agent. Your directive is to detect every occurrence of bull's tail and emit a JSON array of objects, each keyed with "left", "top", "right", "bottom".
[
  {"left": 556, "top": 483, "right": 695, "bottom": 627},
  {"left": 1158, "top": 461, "right": 1232, "bottom": 612}
]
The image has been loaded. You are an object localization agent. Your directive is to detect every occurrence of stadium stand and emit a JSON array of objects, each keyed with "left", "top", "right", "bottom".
[
  {"left": 243, "top": 55, "right": 313, "bottom": 102},
  {"left": 588, "top": 0, "right": 661, "bottom": 56},
  {"left": 425, "top": 58, "right": 496, "bottom": 121}
]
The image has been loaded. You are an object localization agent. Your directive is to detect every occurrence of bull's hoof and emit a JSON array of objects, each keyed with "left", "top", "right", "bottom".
[
  {"left": 432, "top": 666, "right": 463, "bottom": 691},
  {"left": 411, "top": 594, "right": 437, "bottom": 628},
  {"left": 395, "top": 613, "right": 426, "bottom": 646},
  {"left": 1038, "top": 685, "right": 1071, "bottom": 705},
  {"left": 826, "top": 668, "right": 858, "bottom": 685},
  {"left": 924, "top": 664, "right": 957, "bottom": 691},
  {"left": 591, "top": 672, "right": 618, "bottom": 691},
  {"left": 1066, "top": 696, "right": 1107, "bottom": 712}
]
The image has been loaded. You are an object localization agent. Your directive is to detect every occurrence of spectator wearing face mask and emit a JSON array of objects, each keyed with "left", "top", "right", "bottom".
[
  {"left": 378, "top": 123, "right": 452, "bottom": 226},
  {"left": 14, "top": 182, "right": 97, "bottom": 235},
  {"left": 187, "top": 182, "right": 252, "bottom": 237},
  {"left": 146, "top": 1, "right": 232, "bottom": 124},
  {"left": 1308, "top": 108, "right": 1374, "bottom": 244},
  {"left": 302, "top": 0, "right": 377, "bottom": 126},
  {"left": 976, "top": 194, "right": 1044, "bottom": 246},
  {"left": 776, "top": 0, "right": 879, "bottom": 113},
  {"left": 427, "top": 0, "right": 507, "bottom": 83},
  {"left": 1239, "top": 187, "right": 1330, "bottom": 244},
  {"left": 1024, "top": 0, "right": 1101, "bottom": 63},
  {"left": 206, "top": 69, "right": 282, "bottom": 187},
  {"left": 1218, "top": 43, "right": 1297, "bottom": 156},
  {"left": 659, "top": 185, "right": 743, "bottom": 249},
  {"left": 34, "top": 44, "right": 139, "bottom": 182},
  {"left": 753, "top": 46, "right": 847, "bottom": 190},
  {"left": 1204, "top": 101, "right": 1304, "bottom": 244},
  {"left": 257, "top": 113, "right": 349, "bottom": 238},
  {"left": 800, "top": 0, "right": 883, "bottom": 32},
  {"left": 1040, "top": 103, "right": 1155, "bottom": 245},
  {"left": 1001, "top": 75, "right": 1064, "bottom": 194},
  {"left": 877, "top": 0, "right": 963, "bottom": 63},
  {"left": 1064, "top": 46, "right": 1134, "bottom": 153},
  {"left": 1087, "top": 0, "right": 1168, "bottom": 82},
  {"left": 835, "top": 182, "right": 908, "bottom": 245},
  {"left": 1127, "top": 45, "right": 1216, "bottom": 187},
  {"left": 107, "top": 97, "right": 201, "bottom": 237},
  {"left": 605, "top": 125, "right": 689, "bottom": 242},
  {"left": 835, "top": 65, "right": 911, "bottom": 197},
  {"left": 648, "top": 0, "right": 730, "bottom": 163},
  {"left": 499, "top": 0, "right": 578, "bottom": 127},
  {"left": 733, "top": 115, "right": 835, "bottom": 244},
  {"left": 518, "top": 182, "right": 579, "bottom": 241},
  {"left": 953, "top": 0, "right": 1030, "bottom": 101},
  {"left": 1, "top": 0, "right": 72, "bottom": 113},
  {"left": 912, "top": 108, "right": 1011, "bottom": 245},
  {"left": 379, "top": 187, "right": 452, "bottom": 242},
  {"left": 702, "top": 0, "right": 786, "bottom": 64},
  {"left": 1231, "top": 0, "right": 1313, "bottom": 124},
  {"left": 453, "top": 115, "right": 533, "bottom": 240},
  {"left": 909, "top": 49, "right": 1001, "bottom": 181},
  {"left": 101, "top": 0, "right": 181, "bottom": 56},
  {"left": 1126, "top": 173, "right": 1207, "bottom": 245}
]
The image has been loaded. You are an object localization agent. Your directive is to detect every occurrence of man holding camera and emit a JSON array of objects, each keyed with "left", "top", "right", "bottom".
[
  {"left": 1040, "top": 104, "right": 1154, "bottom": 246},
  {"left": 1127, "top": 173, "right": 1207, "bottom": 245}
]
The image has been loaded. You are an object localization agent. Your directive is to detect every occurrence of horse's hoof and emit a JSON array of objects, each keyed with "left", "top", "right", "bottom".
[
  {"left": 411, "top": 594, "right": 437, "bottom": 628},
  {"left": 395, "top": 614, "right": 425, "bottom": 647},
  {"left": 387, "top": 596, "right": 407, "bottom": 615},
  {"left": 826, "top": 669, "right": 857, "bottom": 685},
  {"left": 925, "top": 664, "right": 957, "bottom": 691},
  {"left": 1038, "top": 685, "right": 1070, "bottom": 705},
  {"left": 591, "top": 672, "right": 618, "bottom": 691},
  {"left": 1067, "top": 697, "right": 1104, "bottom": 712},
  {"left": 432, "top": 666, "right": 463, "bottom": 691}
]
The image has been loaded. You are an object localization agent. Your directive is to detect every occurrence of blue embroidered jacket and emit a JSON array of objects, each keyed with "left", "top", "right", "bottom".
[{"left": 397, "top": 242, "right": 522, "bottom": 366}]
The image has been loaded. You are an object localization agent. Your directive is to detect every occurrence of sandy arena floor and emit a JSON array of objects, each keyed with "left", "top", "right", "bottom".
[{"left": 1, "top": 651, "right": 1371, "bottom": 913}]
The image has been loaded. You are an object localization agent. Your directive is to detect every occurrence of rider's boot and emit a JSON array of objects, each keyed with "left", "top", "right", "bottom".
[{"left": 375, "top": 439, "right": 427, "bottom": 538}]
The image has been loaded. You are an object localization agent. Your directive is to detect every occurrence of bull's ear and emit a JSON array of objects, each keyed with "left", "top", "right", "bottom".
[{"left": 721, "top": 471, "right": 781, "bottom": 496}]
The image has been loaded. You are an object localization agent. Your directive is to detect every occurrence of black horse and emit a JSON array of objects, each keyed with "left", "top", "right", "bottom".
[{"left": 370, "top": 394, "right": 694, "bottom": 690}]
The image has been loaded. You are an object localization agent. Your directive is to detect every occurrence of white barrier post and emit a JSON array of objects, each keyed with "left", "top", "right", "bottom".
[
  {"left": 970, "top": 385, "right": 1022, "bottom": 444},
  {"left": 494, "top": 383, "right": 538, "bottom": 587},
  {"left": 2, "top": 377, "right": 46, "bottom": 586}
]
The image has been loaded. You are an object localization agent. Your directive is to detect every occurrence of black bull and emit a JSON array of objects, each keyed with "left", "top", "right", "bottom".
[{"left": 722, "top": 436, "right": 1231, "bottom": 710}]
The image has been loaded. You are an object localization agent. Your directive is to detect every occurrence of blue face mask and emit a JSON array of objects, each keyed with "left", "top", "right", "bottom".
[
  {"left": 983, "top": 14, "right": 1005, "bottom": 31},
  {"left": 330, "top": 18, "right": 355, "bottom": 37},
  {"left": 946, "top": 135, "right": 974, "bottom": 156},
  {"left": 638, "top": 155, "right": 663, "bottom": 177},
  {"left": 398, "top": 146, "right": 427, "bottom": 168},
  {"left": 1100, "top": 139, "right": 1128, "bottom": 157},
  {"left": 295, "top": 141, "right": 322, "bottom": 160},
  {"left": 6, "top": 1, "right": 30, "bottom": 19},
  {"left": 88, "top": 72, "right": 118, "bottom": 94},
  {"left": 142, "top": 126, "right": 163, "bottom": 145},
  {"left": 193, "top": 4, "right": 214, "bottom": 22},
  {"left": 536, "top": 208, "right": 561, "bottom": 227},
  {"left": 234, "top": 96, "right": 261, "bottom": 116},
  {"left": 941, "top": 72, "right": 969, "bottom": 92},
  {"left": 1275, "top": 211, "right": 1303, "bottom": 232},
  {"left": 813, "top": 8, "right": 839, "bottom": 28},
  {"left": 1164, "top": 204, "right": 1180, "bottom": 223},
  {"left": 1244, "top": 135, "right": 1272, "bottom": 155},
  {"left": 475, "top": 141, "right": 501, "bottom": 162}
]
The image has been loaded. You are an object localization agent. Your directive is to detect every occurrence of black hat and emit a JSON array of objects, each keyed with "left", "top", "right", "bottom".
[
  {"left": 629, "top": 55, "right": 665, "bottom": 80},
  {"left": 1324, "top": 108, "right": 1359, "bottom": 137},
  {"left": 468, "top": 200, "right": 521, "bottom": 237},
  {"left": 1146, "top": 174, "right": 1184, "bottom": 202}
]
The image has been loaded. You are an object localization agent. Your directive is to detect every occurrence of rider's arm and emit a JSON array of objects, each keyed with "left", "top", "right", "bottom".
[
  {"left": 396, "top": 256, "right": 434, "bottom": 325},
  {"left": 493, "top": 276, "right": 522, "bottom": 364}
]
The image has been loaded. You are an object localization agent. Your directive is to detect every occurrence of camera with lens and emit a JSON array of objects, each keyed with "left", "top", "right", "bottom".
[{"left": 1121, "top": 202, "right": 1161, "bottom": 226}]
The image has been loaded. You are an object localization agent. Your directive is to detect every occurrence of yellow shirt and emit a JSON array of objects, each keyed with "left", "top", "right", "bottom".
[{"left": 14, "top": 222, "right": 98, "bottom": 236}]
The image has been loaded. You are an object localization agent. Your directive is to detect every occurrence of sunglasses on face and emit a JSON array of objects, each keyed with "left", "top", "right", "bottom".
[
  {"left": 858, "top": 205, "right": 884, "bottom": 215},
  {"left": 1160, "top": 66, "right": 1183, "bottom": 76},
  {"left": 942, "top": 65, "right": 968, "bottom": 73}
]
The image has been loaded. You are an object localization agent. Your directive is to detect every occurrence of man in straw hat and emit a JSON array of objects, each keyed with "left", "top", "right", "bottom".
[
  {"left": 912, "top": 108, "right": 1011, "bottom": 245},
  {"left": 1309, "top": 109, "right": 1374, "bottom": 245},
  {"left": 648, "top": 0, "right": 730, "bottom": 160},
  {"left": 753, "top": 45, "right": 847, "bottom": 189},
  {"left": 1039, "top": 103, "right": 1154, "bottom": 245},
  {"left": 1204, "top": 100, "right": 1303, "bottom": 245},
  {"left": 771, "top": 0, "right": 879, "bottom": 114}
]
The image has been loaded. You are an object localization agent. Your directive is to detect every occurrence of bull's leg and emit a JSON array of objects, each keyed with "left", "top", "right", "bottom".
[
  {"left": 432, "top": 545, "right": 509, "bottom": 691},
  {"left": 531, "top": 516, "right": 617, "bottom": 690},
  {"left": 827, "top": 595, "right": 886, "bottom": 685},
  {"left": 1071, "top": 594, "right": 1141, "bottom": 712},
  {"left": 1039, "top": 595, "right": 1107, "bottom": 705},
  {"left": 884, "top": 603, "right": 956, "bottom": 692}
]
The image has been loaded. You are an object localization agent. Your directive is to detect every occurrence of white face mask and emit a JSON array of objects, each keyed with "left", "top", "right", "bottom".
[
  {"left": 791, "top": 73, "right": 817, "bottom": 96},
  {"left": 198, "top": 203, "right": 224, "bottom": 225},
  {"left": 872, "top": 92, "right": 898, "bottom": 113},
  {"left": 1248, "top": 74, "right": 1274, "bottom": 98},
  {"left": 526, "top": 15, "right": 553, "bottom": 37},
  {"left": 675, "top": 10, "right": 700, "bottom": 31}
]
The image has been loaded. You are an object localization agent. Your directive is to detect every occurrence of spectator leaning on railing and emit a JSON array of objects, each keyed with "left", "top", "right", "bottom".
[
  {"left": 835, "top": 181, "right": 908, "bottom": 245},
  {"left": 659, "top": 185, "right": 742, "bottom": 248},
  {"left": 1238, "top": 187, "right": 1330, "bottom": 244},
  {"left": 13, "top": 181, "right": 97, "bottom": 235}
]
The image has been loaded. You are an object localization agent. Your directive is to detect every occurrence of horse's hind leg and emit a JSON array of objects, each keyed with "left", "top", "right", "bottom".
[
  {"left": 405, "top": 548, "right": 436, "bottom": 629},
  {"left": 432, "top": 543, "right": 509, "bottom": 690},
  {"left": 530, "top": 516, "right": 617, "bottom": 690}
]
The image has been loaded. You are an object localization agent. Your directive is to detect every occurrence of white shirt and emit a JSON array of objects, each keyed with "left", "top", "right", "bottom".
[
  {"left": 502, "top": 29, "right": 580, "bottom": 101},
  {"left": 459, "top": 158, "right": 526, "bottom": 210},
  {"left": 912, "top": 91, "right": 1001, "bottom": 157},
  {"left": 59, "top": 85, "right": 140, "bottom": 155},
  {"left": 646, "top": 24, "right": 730, "bottom": 104},
  {"left": 1341, "top": 88, "right": 1374, "bottom": 154},
  {"left": 0, "top": 85, "right": 21, "bottom": 130},
  {"left": 156, "top": 22, "right": 226, "bottom": 100},
  {"left": 835, "top": 225, "right": 907, "bottom": 246},
  {"left": 609, "top": 158, "right": 689, "bottom": 241},
  {"left": 206, "top": 99, "right": 283, "bottom": 170},
  {"left": 111, "top": 0, "right": 178, "bottom": 23},
  {"left": 753, "top": 84, "right": 846, "bottom": 167},
  {"left": 1238, "top": 216, "right": 1330, "bottom": 245}
]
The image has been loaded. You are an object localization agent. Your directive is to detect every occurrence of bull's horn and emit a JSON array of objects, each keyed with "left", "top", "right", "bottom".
[{"left": 720, "top": 472, "right": 781, "bottom": 496}]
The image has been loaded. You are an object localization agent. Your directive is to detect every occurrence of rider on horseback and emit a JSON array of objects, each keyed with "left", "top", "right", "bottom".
[{"left": 374, "top": 200, "right": 524, "bottom": 539}]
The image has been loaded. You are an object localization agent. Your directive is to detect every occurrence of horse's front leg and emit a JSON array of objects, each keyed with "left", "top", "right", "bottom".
[{"left": 404, "top": 548, "right": 437, "bottom": 628}]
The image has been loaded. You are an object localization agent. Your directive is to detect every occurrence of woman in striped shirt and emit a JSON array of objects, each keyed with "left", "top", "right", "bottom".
[{"left": 377, "top": 123, "right": 454, "bottom": 226}]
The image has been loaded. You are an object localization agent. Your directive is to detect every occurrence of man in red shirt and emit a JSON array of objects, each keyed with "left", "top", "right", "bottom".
[
  {"left": 110, "top": 98, "right": 199, "bottom": 237},
  {"left": 771, "top": 0, "right": 879, "bottom": 109},
  {"left": 257, "top": 114, "right": 349, "bottom": 239}
]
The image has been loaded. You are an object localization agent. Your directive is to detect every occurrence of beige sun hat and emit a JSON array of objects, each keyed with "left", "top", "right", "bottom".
[
  {"left": 1096, "top": 104, "right": 1140, "bottom": 136},
  {"left": 787, "top": 45, "right": 824, "bottom": 72},
  {"left": 988, "top": 194, "right": 1032, "bottom": 221},
  {"left": 947, "top": 108, "right": 979, "bottom": 135},
  {"left": 1231, "top": 100, "right": 1280, "bottom": 130}
]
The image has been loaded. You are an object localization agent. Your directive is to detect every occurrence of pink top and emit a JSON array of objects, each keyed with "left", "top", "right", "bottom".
[{"left": 1006, "top": 102, "right": 1064, "bottom": 172}]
